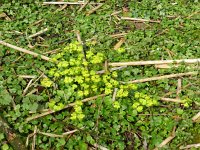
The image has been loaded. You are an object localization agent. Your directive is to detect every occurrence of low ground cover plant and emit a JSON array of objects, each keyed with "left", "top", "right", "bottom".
[{"left": 0, "top": 0, "right": 199, "bottom": 149}]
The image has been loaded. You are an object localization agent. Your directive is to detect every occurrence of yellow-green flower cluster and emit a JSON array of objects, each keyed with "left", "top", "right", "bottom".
[
  {"left": 182, "top": 98, "right": 192, "bottom": 108},
  {"left": 132, "top": 92, "right": 158, "bottom": 112},
  {"left": 41, "top": 78, "right": 53, "bottom": 87},
  {"left": 116, "top": 84, "right": 138, "bottom": 98},
  {"left": 70, "top": 101, "right": 85, "bottom": 120},
  {"left": 113, "top": 101, "right": 120, "bottom": 109},
  {"left": 117, "top": 47, "right": 126, "bottom": 53},
  {"left": 48, "top": 100, "right": 64, "bottom": 111},
  {"left": 41, "top": 41, "right": 140, "bottom": 116}
]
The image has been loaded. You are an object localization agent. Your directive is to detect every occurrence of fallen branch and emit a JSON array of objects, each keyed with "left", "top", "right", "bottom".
[
  {"left": 114, "top": 38, "right": 125, "bottom": 50},
  {"left": 78, "top": 0, "right": 89, "bottom": 12},
  {"left": 0, "top": 40, "right": 50, "bottom": 61},
  {"left": 43, "top": 2, "right": 102, "bottom": 5},
  {"left": 192, "top": 111, "right": 200, "bottom": 122},
  {"left": 160, "top": 98, "right": 183, "bottom": 103},
  {"left": 28, "top": 28, "right": 48, "bottom": 38},
  {"left": 86, "top": 3, "right": 104, "bottom": 16},
  {"left": 93, "top": 143, "right": 108, "bottom": 150},
  {"left": 26, "top": 94, "right": 106, "bottom": 122},
  {"left": 180, "top": 143, "right": 200, "bottom": 149},
  {"left": 96, "top": 66, "right": 127, "bottom": 74},
  {"left": 122, "top": 72, "right": 197, "bottom": 84},
  {"left": 110, "top": 33, "right": 128, "bottom": 38},
  {"left": 109, "top": 59, "right": 200, "bottom": 67},
  {"left": 38, "top": 128, "right": 79, "bottom": 138},
  {"left": 121, "top": 17, "right": 161, "bottom": 23},
  {"left": 18, "top": 75, "right": 37, "bottom": 79}
]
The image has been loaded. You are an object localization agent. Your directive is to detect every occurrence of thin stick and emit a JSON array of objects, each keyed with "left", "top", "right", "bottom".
[
  {"left": 86, "top": 3, "right": 103, "bottom": 16},
  {"left": 114, "top": 38, "right": 125, "bottom": 50},
  {"left": 122, "top": 72, "right": 197, "bottom": 84},
  {"left": 28, "top": 28, "right": 48, "bottom": 38},
  {"left": 32, "top": 126, "right": 37, "bottom": 150},
  {"left": 26, "top": 94, "right": 106, "bottom": 122},
  {"left": 121, "top": 17, "right": 161, "bottom": 23},
  {"left": 26, "top": 133, "right": 34, "bottom": 147},
  {"left": 96, "top": 66, "right": 127, "bottom": 74},
  {"left": 78, "top": 0, "right": 89, "bottom": 12},
  {"left": 192, "top": 111, "right": 200, "bottom": 122},
  {"left": 110, "top": 33, "right": 128, "bottom": 38},
  {"left": 43, "top": 2, "right": 102, "bottom": 5},
  {"left": 38, "top": 129, "right": 80, "bottom": 138},
  {"left": 109, "top": 59, "right": 200, "bottom": 67},
  {"left": 160, "top": 97, "right": 182, "bottom": 103},
  {"left": 176, "top": 78, "right": 182, "bottom": 98},
  {"left": 93, "top": 143, "right": 108, "bottom": 150},
  {"left": 112, "top": 88, "right": 118, "bottom": 101},
  {"left": 23, "top": 79, "right": 34, "bottom": 96},
  {"left": 0, "top": 40, "right": 50, "bottom": 61},
  {"left": 18, "top": 75, "right": 37, "bottom": 79},
  {"left": 180, "top": 143, "right": 200, "bottom": 149}
]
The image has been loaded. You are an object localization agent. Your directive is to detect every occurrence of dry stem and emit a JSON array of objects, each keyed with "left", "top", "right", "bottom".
[
  {"left": 192, "top": 111, "right": 200, "bottom": 122},
  {"left": 121, "top": 17, "right": 161, "bottom": 23},
  {"left": 160, "top": 97, "right": 182, "bottom": 103},
  {"left": 38, "top": 128, "right": 81, "bottom": 138},
  {"left": 109, "top": 59, "right": 200, "bottom": 67},
  {"left": 180, "top": 143, "right": 200, "bottom": 149},
  {"left": 43, "top": 2, "right": 102, "bottom": 5},
  {"left": 114, "top": 38, "right": 125, "bottom": 50},
  {"left": 28, "top": 28, "right": 48, "bottom": 38},
  {"left": 122, "top": 72, "right": 197, "bottom": 84},
  {"left": 0, "top": 40, "right": 50, "bottom": 61},
  {"left": 86, "top": 3, "right": 104, "bottom": 16}
]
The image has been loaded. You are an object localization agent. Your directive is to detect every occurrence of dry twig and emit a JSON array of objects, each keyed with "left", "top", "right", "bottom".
[
  {"left": 28, "top": 28, "right": 48, "bottom": 38},
  {"left": 86, "top": 3, "right": 104, "bottom": 16},
  {"left": 93, "top": 143, "right": 108, "bottom": 150},
  {"left": 38, "top": 128, "right": 80, "bottom": 138},
  {"left": 192, "top": 111, "right": 200, "bottom": 122},
  {"left": 43, "top": 2, "right": 102, "bottom": 5},
  {"left": 0, "top": 40, "right": 50, "bottom": 61},
  {"left": 114, "top": 38, "right": 125, "bottom": 50},
  {"left": 180, "top": 143, "right": 200, "bottom": 149},
  {"left": 32, "top": 126, "right": 37, "bottom": 150},
  {"left": 23, "top": 79, "right": 34, "bottom": 96},
  {"left": 110, "top": 33, "right": 128, "bottom": 38},
  {"left": 78, "top": 0, "right": 89, "bottom": 12},
  {"left": 160, "top": 97, "right": 182, "bottom": 103},
  {"left": 109, "top": 59, "right": 200, "bottom": 67},
  {"left": 121, "top": 17, "right": 161, "bottom": 23},
  {"left": 122, "top": 72, "right": 197, "bottom": 84}
]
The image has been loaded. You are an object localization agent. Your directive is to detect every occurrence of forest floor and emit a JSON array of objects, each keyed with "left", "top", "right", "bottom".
[{"left": 0, "top": 1, "right": 200, "bottom": 150}]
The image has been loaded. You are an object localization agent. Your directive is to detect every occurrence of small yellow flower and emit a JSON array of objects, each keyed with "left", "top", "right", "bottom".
[
  {"left": 77, "top": 114, "right": 85, "bottom": 120},
  {"left": 70, "top": 113, "right": 77, "bottom": 120},
  {"left": 41, "top": 78, "right": 53, "bottom": 87},
  {"left": 64, "top": 77, "right": 73, "bottom": 84},
  {"left": 113, "top": 101, "right": 120, "bottom": 109}
]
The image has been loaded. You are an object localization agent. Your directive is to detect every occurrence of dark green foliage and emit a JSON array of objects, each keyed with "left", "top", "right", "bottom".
[{"left": 0, "top": 0, "right": 199, "bottom": 149}]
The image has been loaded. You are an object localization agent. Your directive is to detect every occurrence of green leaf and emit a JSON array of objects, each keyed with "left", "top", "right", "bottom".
[{"left": 1, "top": 144, "right": 9, "bottom": 150}]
